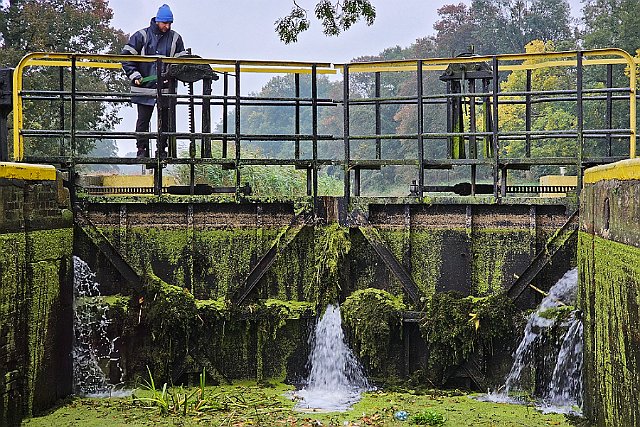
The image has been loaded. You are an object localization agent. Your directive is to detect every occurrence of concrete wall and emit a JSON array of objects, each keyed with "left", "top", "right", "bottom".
[
  {"left": 579, "top": 159, "right": 640, "bottom": 427},
  {"left": 0, "top": 163, "right": 73, "bottom": 426}
]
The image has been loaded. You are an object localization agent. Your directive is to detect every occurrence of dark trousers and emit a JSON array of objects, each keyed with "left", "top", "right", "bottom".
[{"left": 135, "top": 104, "right": 169, "bottom": 155}]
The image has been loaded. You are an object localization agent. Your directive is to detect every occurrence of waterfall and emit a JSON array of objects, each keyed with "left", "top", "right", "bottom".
[
  {"left": 294, "top": 304, "right": 370, "bottom": 411},
  {"left": 544, "top": 311, "right": 583, "bottom": 411},
  {"left": 483, "top": 268, "right": 583, "bottom": 415},
  {"left": 73, "top": 256, "right": 126, "bottom": 397}
]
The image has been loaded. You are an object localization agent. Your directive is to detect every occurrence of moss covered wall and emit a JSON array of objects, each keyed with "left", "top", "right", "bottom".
[
  {"left": 579, "top": 170, "right": 640, "bottom": 427},
  {"left": 367, "top": 203, "right": 573, "bottom": 303},
  {"left": 80, "top": 200, "right": 574, "bottom": 305},
  {"left": 77, "top": 198, "right": 574, "bottom": 385},
  {"left": 0, "top": 175, "right": 73, "bottom": 427}
]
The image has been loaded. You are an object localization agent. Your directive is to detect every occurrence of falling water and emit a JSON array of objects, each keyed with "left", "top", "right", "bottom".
[
  {"left": 543, "top": 311, "right": 583, "bottom": 412},
  {"left": 294, "top": 304, "right": 370, "bottom": 411},
  {"left": 73, "top": 256, "right": 127, "bottom": 397},
  {"left": 482, "top": 268, "right": 583, "bottom": 415}
]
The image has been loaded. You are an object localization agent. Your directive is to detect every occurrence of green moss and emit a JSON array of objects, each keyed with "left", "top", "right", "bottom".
[
  {"left": 102, "top": 226, "right": 283, "bottom": 299},
  {"left": 21, "top": 383, "right": 574, "bottom": 426},
  {"left": 313, "top": 224, "right": 351, "bottom": 307},
  {"left": 262, "top": 299, "right": 315, "bottom": 321},
  {"left": 578, "top": 231, "right": 640, "bottom": 426},
  {"left": 537, "top": 305, "right": 575, "bottom": 320},
  {"left": 0, "top": 232, "right": 27, "bottom": 316},
  {"left": 377, "top": 229, "right": 411, "bottom": 298},
  {"left": 263, "top": 227, "right": 317, "bottom": 302},
  {"left": 25, "top": 228, "right": 73, "bottom": 262},
  {"left": 1, "top": 227, "right": 72, "bottom": 421},
  {"left": 410, "top": 230, "right": 445, "bottom": 301},
  {"left": 26, "top": 260, "right": 62, "bottom": 416},
  {"left": 121, "top": 282, "right": 315, "bottom": 383},
  {"left": 342, "top": 288, "right": 406, "bottom": 375},
  {"left": 195, "top": 297, "right": 227, "bottom": 315},
  {"left": 420, "top": 291, "right": 517, "bottom": 385},
  {"left": 471, "top": 229, "right": 534, "bottom": 295}
]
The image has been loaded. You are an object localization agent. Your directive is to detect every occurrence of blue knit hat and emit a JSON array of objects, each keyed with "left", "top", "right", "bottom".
[{"left": 156, "top": 4, "right": 173, "bottom": 23}]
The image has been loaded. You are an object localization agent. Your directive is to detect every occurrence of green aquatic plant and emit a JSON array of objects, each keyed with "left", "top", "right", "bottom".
[
  {"left": 135, "top": 366, "right": 171, "bottom": 415},
  {"left": 412, "top": 409, "right": 446, "bottom": 425},
  {"left": 134, "top": 367, "right": 213, "bottom": 416}
]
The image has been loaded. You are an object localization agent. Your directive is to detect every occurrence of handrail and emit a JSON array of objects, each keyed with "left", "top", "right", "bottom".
[{"left": 9, "top": 48, "right": 639, "bottom": 202}]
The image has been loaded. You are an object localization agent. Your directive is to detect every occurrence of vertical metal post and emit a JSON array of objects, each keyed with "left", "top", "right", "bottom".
[
  {"left": 202, "top": 78, "right": 212, "bottom": 158},
  {"left": 168, "top": 79, "right": 177, "bottom": 158},
  {"left": 417, "top": 60, "right": 424, "bottom": 197},
  {"left": 577, "top": 52, "right": 584, "bottom": 195},
  {"left": 343, "top": 64, "right": 351, "bottom": 204},
  {"left": 69, "top": 56, "right": 77, "bottom": 204},
  {"left": 154, "top": 57, "right": 163, "bottom": 196},
  {"left": 312, "top": 64, "right": 319, "bottom": 212},
  {"left": 59, "top": 67, "right": 65, "bottom": 157},
  {"left": 222, "top": 72, "right": 229, "bottom": 158},
  {"left": 482, "top": 79, "right": 492, "bottom": 160},
  {"left": 446, "top": 81, "right": 452, "bottom": 158},
  {"left": 295, "top": 73, "right": 301, "bottom": 159},
  {"left": 354, "top": 168, "right": 361, "bottom": 196},
  {"left": 525, "top": 69, "right": 532, "bottom": 157},
  {"left": 375, "top": 71, "right": 381, "bottom": 159},
  {"left": 606, "top": 64, "right": 613, "bottom": 157},
  {"left": 491, "top": 57, "right": 500, "bottom": 198},
  {"left": 0, "top": 111, "right": 7, "bottom": 162},
  {"left": 188, "top": 80, "right": 196, "bottom": 195},
  {"left": 468, "top": 79, "right": 477, "bottom": 195},
  {"left": 0, "top": 68, "right": 13, "bottom": 162},
  {"left": 235, "top": 62, "right": 241, "bottom": 193}
]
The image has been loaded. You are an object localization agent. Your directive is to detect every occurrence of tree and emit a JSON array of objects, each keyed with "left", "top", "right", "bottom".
[
  {"left": 499, "top": 40, "right": 578, "bottom": 177},
  {"left": 0, "top": 0, "right": 127, "bottom": 157},
  {"left": 430, "top": 0, "right": 574, "bottom": 56},
  {"left": 174, "top": 145, "right": 343, "bottom": 197},
  {"left": 581, "top": 0, "right": 639, "bottom": 157},
  {"left": 432, "top": 3, "right": 475, "bottom": 57},
  {"left": 276, "top": 0, "right": 376, "bottom": 44},
  {"left": 582, "top": 0, "right": 640, "bottom": 54}
]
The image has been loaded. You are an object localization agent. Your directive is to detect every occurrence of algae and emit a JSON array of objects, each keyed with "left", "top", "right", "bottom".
[
  {"left": 420, "top": 291, "right": 517, "bottom": 386},
  {"left": 342, "top": 288, "right": 406, "bottom": 374},
  {"left": 21, "top": 382, "right": 575, "bottom": 427},
  {"left": 578, "top": 231, "right": 640, "bottom": 427}
]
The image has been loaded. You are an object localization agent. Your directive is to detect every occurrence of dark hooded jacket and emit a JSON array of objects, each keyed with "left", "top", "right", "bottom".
[{"left": 121, "top": 18, "right": 187, "bottom": 105}]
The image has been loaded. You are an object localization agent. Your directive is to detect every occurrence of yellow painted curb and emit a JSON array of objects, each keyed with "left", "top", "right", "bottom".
[
  {"left": 584, "top": 158, "right": 640, "bottom": 184},
  {"left": 0, "top": 162, "right": 56, "bottom": 181}
]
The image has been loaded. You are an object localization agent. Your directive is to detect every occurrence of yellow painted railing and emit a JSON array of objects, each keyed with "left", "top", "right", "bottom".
[
  {"left": 11, "top": 49, "right": 639, "bottom": 161},
  {"left": 11, "top": 52, "right": 336, "bottom": 160}
]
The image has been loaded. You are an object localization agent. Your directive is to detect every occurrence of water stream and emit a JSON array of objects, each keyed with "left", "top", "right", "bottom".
[
  {"left": 482, "top": 268, "right": 583, "bottom": 415},
  {"left": 73, "top": 256, "right": 127, "bottom": 397},
  {"left": 294, "top": 304, "right": 371, "bottom": 411}
]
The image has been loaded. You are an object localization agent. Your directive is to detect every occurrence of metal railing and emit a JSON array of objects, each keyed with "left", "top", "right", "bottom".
[{"left": 8, "top": 49, "right": 638, "bottom": 206}]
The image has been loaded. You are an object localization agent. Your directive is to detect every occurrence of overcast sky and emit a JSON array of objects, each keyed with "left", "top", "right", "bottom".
[
  {"left": 108, "top": 0, "right": 583, "bottom": 64},
  {"left": 106, "top": 0, "right": 583, "bottom": 156}
]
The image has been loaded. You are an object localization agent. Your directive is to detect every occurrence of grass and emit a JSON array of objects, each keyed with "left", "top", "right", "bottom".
[{"left": 23, "top": 382, "right": 578, "bottom": 426}]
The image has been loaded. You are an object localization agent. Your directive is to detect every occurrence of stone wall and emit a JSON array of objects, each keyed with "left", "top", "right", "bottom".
[
  {"left": 579, "top": 159, "right": 640, "bottom": 426},
  {"left": 0, "top": 164, "right": 73, "bottom": 426}
]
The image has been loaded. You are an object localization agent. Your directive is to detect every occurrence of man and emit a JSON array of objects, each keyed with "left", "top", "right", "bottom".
[{"left": 121, "top": 4, "right": 187, "bottom": 158}]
